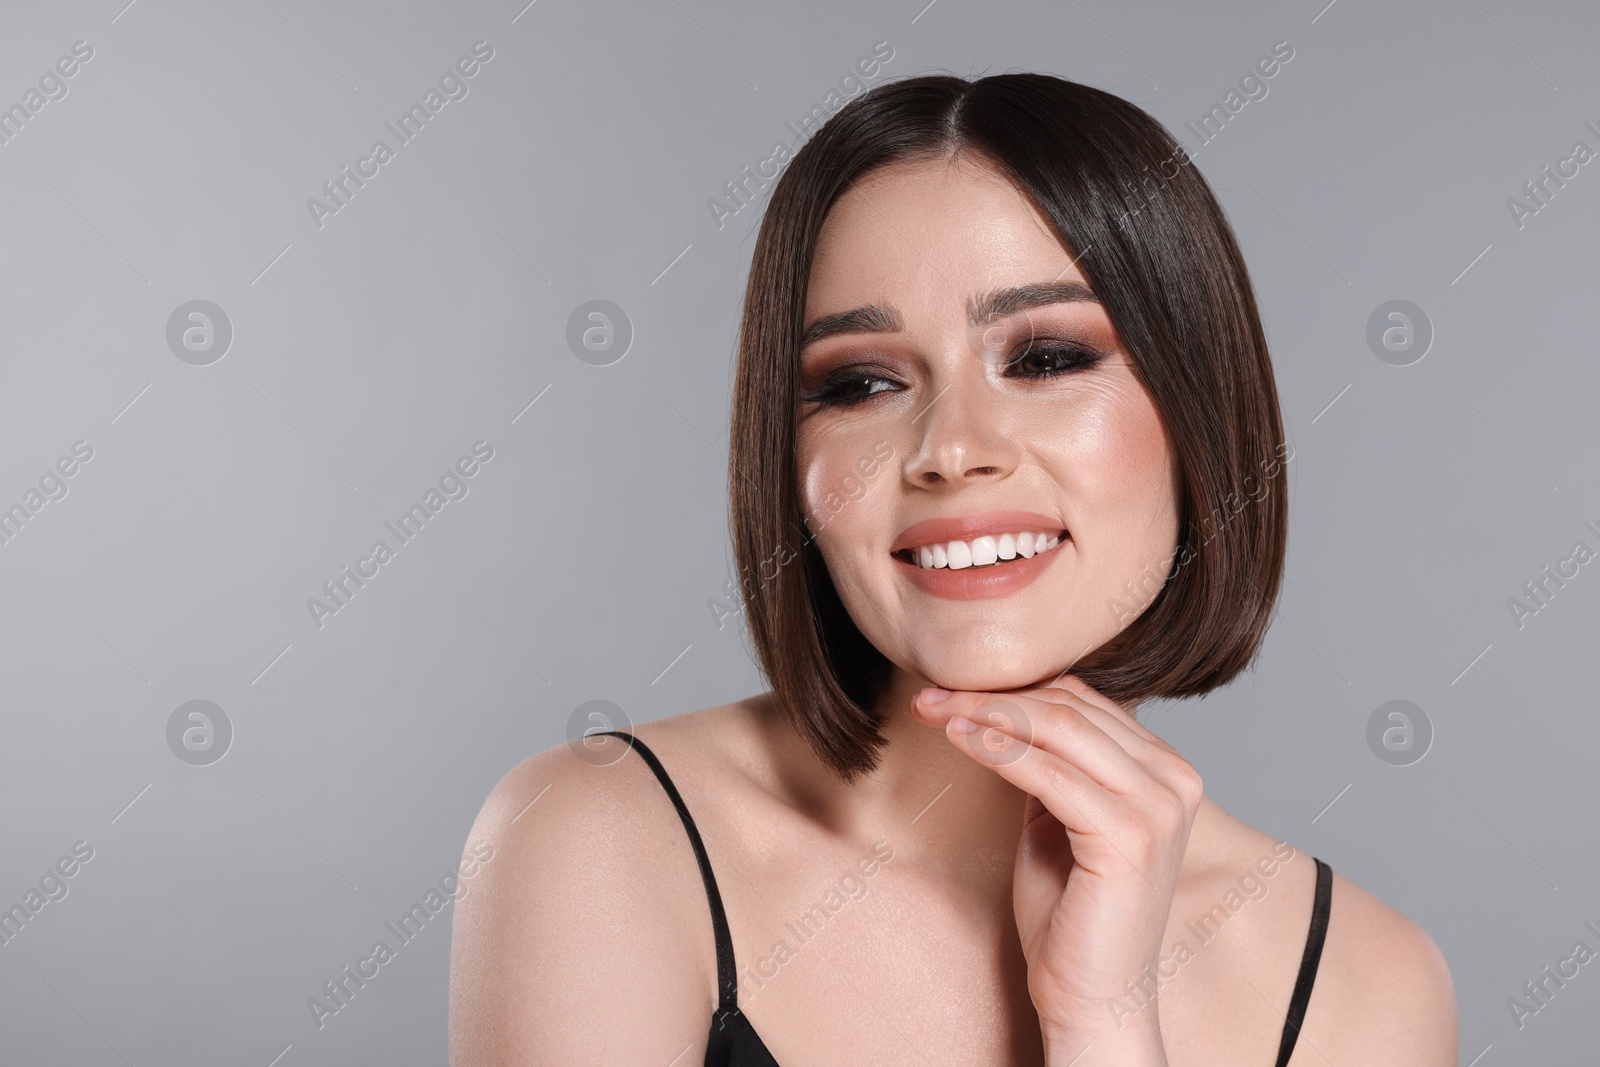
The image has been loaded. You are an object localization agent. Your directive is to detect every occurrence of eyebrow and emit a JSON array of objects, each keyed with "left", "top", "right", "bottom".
[{"left": 799, "top": 280, "right": 1100, "bottom": 351}]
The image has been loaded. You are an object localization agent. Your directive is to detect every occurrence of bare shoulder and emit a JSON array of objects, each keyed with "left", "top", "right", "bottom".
[
  {"left": 1177, "top": 805, "right": 1457, "bottom": 1065},
  {"left": 1300, "top": 863, "right": 1458, "bottom": 1064},
  {"left": 447, "top": 702, "right": 754, "bottom": 1066}
]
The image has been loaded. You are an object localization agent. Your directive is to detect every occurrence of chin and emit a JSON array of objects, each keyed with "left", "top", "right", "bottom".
[{"left": 912, "top": 645, "right": 1073, "bottom": 694}]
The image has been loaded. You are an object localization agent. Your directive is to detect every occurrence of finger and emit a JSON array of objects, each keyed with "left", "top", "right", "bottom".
[
  {"left": 914, "top": 677, "right": 1129, "bottom": 738},
  {"left": 941, "top": 695, "right": 1153, "bottom": 796},
  {"left": 941, "top": 689, "right": 1203, "bottom": 808},
  {"left": 914, "top": 685, "right": 1154, "bottom": 766},
  {"left": 944, "top": 718, "right": 1171, "bottom": 889},
  {"left": 1050, "top": 699, "right": 1200, "bottom": 801},
  {"left": 912, "top": 685, "right": 1078, "bottom": 727},
  {"left": 1040, "top": 673, "right": 1180, "bottom": 756},
  {"left": 946, "top": 714, "right": 1124, "bottom": 842},
  {"left": 1027, "top": 679, "right": 1163, "bottom": 755},
  {"left": 949, "top": 716, "right": 1198, "bottom": 891}
]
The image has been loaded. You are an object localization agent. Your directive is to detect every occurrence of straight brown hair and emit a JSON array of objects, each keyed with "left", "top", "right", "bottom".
[{"left": 728, "top": 72, "right": 1289, "bottom": 782}]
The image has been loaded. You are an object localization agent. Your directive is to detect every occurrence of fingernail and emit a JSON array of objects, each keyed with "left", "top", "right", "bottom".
[
  {"left": 919, "top": 687, "right": 952, "bottom": 705},
  {"left": 947, "top": 715, "right": 977, "bottom": 734}
]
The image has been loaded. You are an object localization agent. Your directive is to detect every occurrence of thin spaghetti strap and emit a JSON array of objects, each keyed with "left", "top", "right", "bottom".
[
  {"left": 593, "top": 730, "right": 740, "bottom": 1013},
  {"left": 1274, "top": 857, "right": 1333, "bottom": 1066}
]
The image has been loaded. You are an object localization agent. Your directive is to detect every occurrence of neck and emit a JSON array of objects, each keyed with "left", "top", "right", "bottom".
[
  {"left": 813, "top": 670, "right": 1048, "bottom": 887},
  {"left": 761, "top": 670, "right": 1228, "bottom": 917}
]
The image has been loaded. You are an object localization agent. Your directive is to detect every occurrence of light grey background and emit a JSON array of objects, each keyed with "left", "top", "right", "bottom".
[{"left": 1, "top": 0, "right": 1596, "bottom": 1062}]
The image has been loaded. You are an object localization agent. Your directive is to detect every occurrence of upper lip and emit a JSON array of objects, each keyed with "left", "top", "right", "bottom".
[{"left": 890, "top": 510, "right": 1067, "bottom": 554}]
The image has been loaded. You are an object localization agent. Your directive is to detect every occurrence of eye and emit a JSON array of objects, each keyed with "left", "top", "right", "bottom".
[
  {"left": 799, "top": 367, "right": 904, "bottom": 408},
  {"left": 1004, "top": 341, "right": 1106, "bottom": 378},
  {"left": 800, "top": 342, "right": 1106, "bottom": 409}
]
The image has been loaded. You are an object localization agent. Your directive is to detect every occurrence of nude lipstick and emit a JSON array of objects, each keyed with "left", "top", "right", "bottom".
[{"left": 890, "top": 510, "right": 1068, "bottom": 601}]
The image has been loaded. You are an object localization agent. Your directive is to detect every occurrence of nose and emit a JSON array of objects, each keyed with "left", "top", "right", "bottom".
[{"left": 902, "top": 364, "right": 1021, "bottom": 487}]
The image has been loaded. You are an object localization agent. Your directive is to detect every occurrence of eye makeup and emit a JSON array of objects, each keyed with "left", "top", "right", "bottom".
[{"left": 798, "top": 337, "right": 1109, "bottom": 409}]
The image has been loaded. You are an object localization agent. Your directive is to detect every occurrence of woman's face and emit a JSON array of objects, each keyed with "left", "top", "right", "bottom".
[{"left": 795, "top": 152, "right": 1182, "bottom": 694}]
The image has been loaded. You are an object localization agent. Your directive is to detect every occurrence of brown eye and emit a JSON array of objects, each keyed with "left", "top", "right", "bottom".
[
  {"left": 1005, "top": 342, "right": 1104, "bottom": 378},
  {"left": 800, "top": 368, "right": 903, "bottom": 408}
]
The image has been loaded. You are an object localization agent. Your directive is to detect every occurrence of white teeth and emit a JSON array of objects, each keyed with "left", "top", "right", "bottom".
[
  {"left": 907, "top": 530, "right": 1063, "bottom": 570},
  {"left": 947, "top": 540, "right": 973, "bottom": 569}
]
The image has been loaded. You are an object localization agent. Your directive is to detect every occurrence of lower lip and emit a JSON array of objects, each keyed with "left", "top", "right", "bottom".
[{"left": 892, "top": 535, "right": 1069, "bottom": 600}]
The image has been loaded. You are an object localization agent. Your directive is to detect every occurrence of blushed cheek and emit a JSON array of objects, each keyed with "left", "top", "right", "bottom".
[
  {"left": 1029, "top": 382, "right": 1178, "bottom": 555},
  {"left": 800, "top": 486, "right": 828, "bottom": 542},
  {"left": 1106, "top": 390, "right": 1175, "bottom": 494},
  {"left": 796, "top": 437, "right": 833, "bottom": 530},
  {"left": 1088, "top": 390, "right": 1180, "bottom": 571},
  {"left": 797, "top": 434, "right": 861, "bottom": 540},
  {"left": 797, "top": 430, "right": 900, "bottom": 569},
  {"left": 1024, "top": 377, "right": 1161, "bottom": 473}
]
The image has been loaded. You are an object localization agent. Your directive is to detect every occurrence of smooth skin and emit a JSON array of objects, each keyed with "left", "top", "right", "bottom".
[{"left": 449, "top": 153, "right": 1457, "bottom": 1065}]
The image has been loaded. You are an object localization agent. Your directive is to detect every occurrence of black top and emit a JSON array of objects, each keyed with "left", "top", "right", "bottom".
[{"left": 597, "top": 729, "right": 1332, "bottom": 1066}]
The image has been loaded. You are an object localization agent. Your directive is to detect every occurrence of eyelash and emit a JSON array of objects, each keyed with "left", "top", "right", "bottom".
[{"left": 800, "top": 342, "right": 1106, "bottom": 408}]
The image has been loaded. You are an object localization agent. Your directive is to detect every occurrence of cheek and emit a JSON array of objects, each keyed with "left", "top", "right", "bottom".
[
  {"left": 796, "top": 428, "right": 899, "bottom": 564},
  {"left": 796, "top": 435, "right": 837, "bottom": 528},
  {"left": 1103, "top": 390, "right": 1173, "bottom": 494},
  {"left": 1030, "top": 381, "right": 1178, "bottom": 545},
  {"left": 798, "top": 430, "right": 864, "bottom": 530},
  {"left": 1096, "top": 393, "right": 1180, "bottom": 575},
  {"left": 800, "top": 422, "right": 876, "bottom": 502},
  {"left": 1035, "top": 378, "right": 1167, "bottom": 475}
]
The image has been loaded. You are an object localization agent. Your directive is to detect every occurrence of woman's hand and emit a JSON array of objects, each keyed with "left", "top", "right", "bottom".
[{"left": 910, "top": 674, "right": 1202, "bottom": 1066}]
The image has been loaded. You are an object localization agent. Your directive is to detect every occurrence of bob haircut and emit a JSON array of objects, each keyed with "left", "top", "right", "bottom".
[{"left": 728, "top": 72, "right": 1289, "bottom": 782}]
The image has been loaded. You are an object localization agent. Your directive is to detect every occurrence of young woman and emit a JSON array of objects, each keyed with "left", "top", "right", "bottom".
[{"left": 448, "top": 73, "right": 1457, "bottom": 1066}]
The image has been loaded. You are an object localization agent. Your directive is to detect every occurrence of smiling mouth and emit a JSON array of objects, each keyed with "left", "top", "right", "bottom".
[{"left": 892, "top": 529, "right": 1068, "bottom": 570}]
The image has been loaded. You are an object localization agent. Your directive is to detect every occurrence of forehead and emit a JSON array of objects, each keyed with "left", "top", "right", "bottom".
[{"left": 804, "top": 153, "right": 1088, "bottom": 319}]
